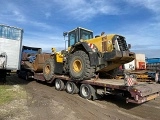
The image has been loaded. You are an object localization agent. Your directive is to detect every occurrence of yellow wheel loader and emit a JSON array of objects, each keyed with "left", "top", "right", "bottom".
[
  {"left": 18, "top": 27, "right": 160, "bottom": 104},
  {"left": 43, "top": 27, "right": 135, "bottom": 81}
]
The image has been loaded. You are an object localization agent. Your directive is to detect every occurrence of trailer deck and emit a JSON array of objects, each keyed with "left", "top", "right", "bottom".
[
  {"left": 34, "top": 73, "right": 126, "bottom": 87},
  {"left": 83, "top": 79, "right": 125, "bottom": 86}
]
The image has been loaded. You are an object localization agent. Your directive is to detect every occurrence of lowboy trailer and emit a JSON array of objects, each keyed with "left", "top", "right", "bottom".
[{"left": 31, "top": 72, "right": 160, "bottom": 104}]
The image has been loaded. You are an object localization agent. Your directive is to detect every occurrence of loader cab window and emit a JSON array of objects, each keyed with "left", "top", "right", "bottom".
[
  {"left": 68, "top": 27, "right": 93, "bottom": 47},
  {"left": 68, "top": 31, "right": 77, "bottom": 47},
  {"left": 80, "top": 29, "right": 93, "bottom": 40}
]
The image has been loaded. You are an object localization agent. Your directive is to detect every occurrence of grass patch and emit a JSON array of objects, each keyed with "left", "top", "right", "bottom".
[{"left": 0, "top": 85, "right": 27, "bottom": 105}]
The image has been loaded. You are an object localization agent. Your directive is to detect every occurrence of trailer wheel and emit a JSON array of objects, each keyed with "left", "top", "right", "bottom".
[
  {"left": 55, "top": 79, "right": 65, "bottom": 91},
  {"left": 17, "top": 70, "right": 21, "bottom": 78},
  {"left": 43, "top": 58, "right": 55, "bottom": 81},
  {"left": 69, "top": 51, "right": 94, "bottom": 80},
  {"left": 80, "top": 84, "right": 96, "bottom": 100},
  {"left": 66, "top": 81, "right": 79, "bottom": 94},
  {"left": 25, "top": 72, "right": 29, "bottom": 80},
  {"left": 0, "top": 70, "right": 7, "bottom": 83}
]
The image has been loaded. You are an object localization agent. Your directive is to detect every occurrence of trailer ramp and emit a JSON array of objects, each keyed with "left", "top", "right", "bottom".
[{"left": 127, "top": 82, "right": 160, "bottom": 104}]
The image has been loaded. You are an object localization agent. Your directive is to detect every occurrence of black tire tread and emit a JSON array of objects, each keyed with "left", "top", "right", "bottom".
[
  {"left": 66, "top": 82, "right": 79, "bottom": 94},
  {"left": 55, "top": 79, "right": 65, "bottom": 91},
  {"left": 43, "top": 58, "right": 55, "bottom": 81},
  {"left": 69, "top": 51, "right": 95, "bottom": 80},
  {"left": 80, "top": 84, "right": 97, "bottom": 100}
]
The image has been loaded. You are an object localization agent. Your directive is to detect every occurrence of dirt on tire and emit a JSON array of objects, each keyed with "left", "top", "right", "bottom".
[{"left": 69, "top": 50, "right": 95, "bottom": 80}]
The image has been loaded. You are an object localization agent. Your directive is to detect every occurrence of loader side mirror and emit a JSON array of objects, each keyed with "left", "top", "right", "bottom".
[
  {"left": 63, "top": 32, "right": 68, "bottom": 37},
  {"left": 128, "top": 44, "right": 131, "bottom": 49},
  {"left": 52, "top": 48, "right": 56, "bottom": 53}
]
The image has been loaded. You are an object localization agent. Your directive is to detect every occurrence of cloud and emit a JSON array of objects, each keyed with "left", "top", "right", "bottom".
[
  {"left": 29, "top": 21, "right": 53, "bottom": 30},
  {"left": 125, "top": 0, "right": 160, "bottom": 13},
  {"left": 0, "top": 0, "right": 159, "bottom": 58},
  {"left": 45, "top": 12, "right": 51, "bottom": 19},
  {"left": 118, "top": 22, "right": 160, "bottom": 54},
  {"left": 23, "top": 35, "right": 66, "bottom": 53},
  {"left": 40, "top": 0, "right": 160, "bottom": 22},
  {"left": 22, "top": 30, "right": 66, "bottom": 53},
  {"left": 0, "top": 2, "right": 26, "bottom": 23},
  {"left": 0, "top": 1, "right": 65, "bottom": 52},
  {"left": 117, "top": 19, "right": 160, "bottom": 58},
  {"left": 0, "top": 1, "right": 55, "bottom": 30},
  {"left": 132, "top": 49, "right": 160, "bottom": 58},
  {"left": 53, "top": 0, "right": 121, "bottom": 21}
]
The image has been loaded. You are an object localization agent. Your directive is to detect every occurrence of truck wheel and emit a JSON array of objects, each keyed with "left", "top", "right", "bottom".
[
  {"left": 66, "top": 81, "right": 79, "bottom": 94},
  {"left": 17, "top": 70, "right": 21, "bottom": 78},
  {"left": 80, "top": 84, "right": 96, "bottom": 100},
  {"left": 43, "top": 58, "right": 55, "bottom": 81},
  {"left": 55, "top": 79, "right": 65, "bottom": 91},
  {"left": 69, "top": 51, "right": 94, "bottom": 80}
]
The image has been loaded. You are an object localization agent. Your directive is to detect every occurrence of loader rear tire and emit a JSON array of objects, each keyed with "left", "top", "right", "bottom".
[
  {"left": 43, "top": 58, "right": 55, "bottom": 81},
  {"left": 69, "top": 51, "right": 95, "bottom": 80}
]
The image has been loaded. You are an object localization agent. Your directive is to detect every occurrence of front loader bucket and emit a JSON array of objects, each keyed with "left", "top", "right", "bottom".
[{"left": 98, "top": 50, "right": 135, "bottom": 72}]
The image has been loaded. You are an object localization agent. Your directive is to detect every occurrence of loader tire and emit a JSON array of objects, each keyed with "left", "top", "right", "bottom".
[
  {"left": 43, "top": 58, "right": 55, "bottom": 81},
  {"left": 69, "top": 50, "right": 95, "bottom": 80}
]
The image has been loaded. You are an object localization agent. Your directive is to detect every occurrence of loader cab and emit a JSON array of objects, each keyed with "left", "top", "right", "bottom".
[{"left": 68, "top": 27, "right": 93, "bottom": 47}]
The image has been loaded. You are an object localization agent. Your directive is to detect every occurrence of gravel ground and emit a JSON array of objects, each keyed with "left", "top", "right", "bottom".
[{"left": 0, "top": 73, "right": 160, "bottom": 120}]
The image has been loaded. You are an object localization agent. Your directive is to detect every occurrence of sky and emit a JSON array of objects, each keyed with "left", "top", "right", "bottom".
[{"left": 0, "top": 0, "right": 160, "bottom": 58}]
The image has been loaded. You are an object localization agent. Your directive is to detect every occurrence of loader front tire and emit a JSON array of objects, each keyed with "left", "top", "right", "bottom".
[
  {"left": 43, "top": 58, "right": 55, "bottom": 81},
  {"left": 69, "top": 51, "right": 94, "bottom": 80}
]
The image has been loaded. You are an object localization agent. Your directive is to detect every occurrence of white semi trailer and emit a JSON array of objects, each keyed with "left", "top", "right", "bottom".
[{"left": 0, "top": 24, "right": 23, "bottom": 82}]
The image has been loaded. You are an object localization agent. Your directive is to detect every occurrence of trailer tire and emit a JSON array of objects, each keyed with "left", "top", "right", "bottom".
[
  {"left": 69, "top": 51, "right": 94, "bottom": 80},
  {"left": 25, "top": 72, "right": 29, "bottom": 80},
  {"left": 43, "top": 58, "right": 55, "bottom": 81},
  {"left": 55, "top": 79, "right": 65, "bottom": 91},
  {"left": 80, "top": 84, "right": 96, "bottom": 100},
  {"left": 0, "top": 70, "right": 7, "bottom": 83},
  {"left": 66, "top": 81, "right": 79, "bottom": 94}
]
